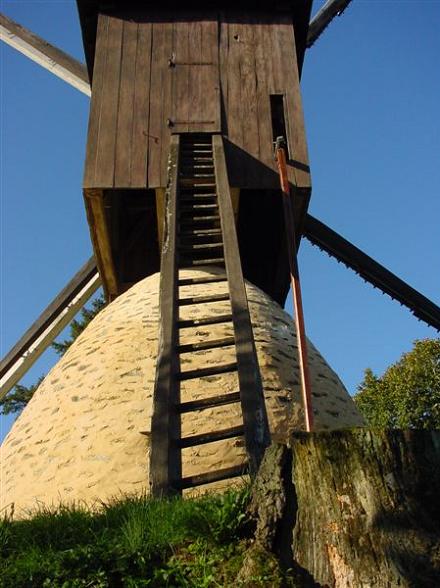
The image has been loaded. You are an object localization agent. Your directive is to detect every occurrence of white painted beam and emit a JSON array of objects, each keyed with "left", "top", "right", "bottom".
[
  {"left": 0, "top": 272, "right": 101, "bottom": 399},
  {"left": 0, "top": 12, "right": 91, "bottom": 96},
  {"left": 307, "top": 0, "right": 353, "bottom": 48}
]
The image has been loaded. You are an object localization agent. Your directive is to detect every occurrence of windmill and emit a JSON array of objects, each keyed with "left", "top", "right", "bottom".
[{"left": 1, "top": 1, "right": 439, "bottom": 500}]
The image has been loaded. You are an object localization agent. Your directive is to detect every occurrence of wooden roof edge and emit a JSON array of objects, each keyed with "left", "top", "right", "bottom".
[{"left": 76, "top": 0, "right": 313, "bottom": 83}]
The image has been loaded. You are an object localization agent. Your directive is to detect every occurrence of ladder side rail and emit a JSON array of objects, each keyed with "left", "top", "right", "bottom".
[
  {"left": 212, "top": 134, "right": 271, "bottom": 474},
  {"left": 1, "top": 271, "right": 101, "bottom": 399},
  {"left": 1, "top": 257, "right": 98, "bottom": 379},
  {"left": 150, "top": 134, "right": 182, "bottom": 497}
]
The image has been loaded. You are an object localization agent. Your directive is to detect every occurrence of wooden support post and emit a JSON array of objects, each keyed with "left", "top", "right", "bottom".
[
  {"left": 213, "top": 134, "right": 271, "bottom": 474},
  {"left": 275, "top": 138, "right": 314, "bottom": 432},
  {"left": 150, "top": 134, "right": 181, "bottom": 497}
]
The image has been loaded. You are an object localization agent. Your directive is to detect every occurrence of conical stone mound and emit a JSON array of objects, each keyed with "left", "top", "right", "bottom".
[{"left": 1, "top": 268, "right": 363, "bottom": 515}]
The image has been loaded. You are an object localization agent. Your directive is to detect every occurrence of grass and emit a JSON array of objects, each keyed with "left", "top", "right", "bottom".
[{"left": 0, "top": 488, "right": 256, "bottom": 587}]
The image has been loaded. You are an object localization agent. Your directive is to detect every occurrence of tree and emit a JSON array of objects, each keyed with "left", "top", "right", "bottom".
[
  {"left": 0, "top": 295, "right": 106, "bottom": 416},
  {"left": 354, "top": 338, "right": 440, "bottom": 429}
]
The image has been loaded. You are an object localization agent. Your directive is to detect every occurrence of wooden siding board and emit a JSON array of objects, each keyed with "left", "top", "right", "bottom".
[
  {"left": 84, "top": 189, "right": 118, "bottom": 298},
  {"left": 219, "top": 12, "right": 229, "bottom": 132},
  {"left": 277, "top": 17, "right": 311, "bottom": 191},
  {"left": 94, "top": 15, "right": 123, "bottom": 188},
  {"left": 159, "top": 20, "right": 174, "bottom": 186},
  {"left": 224, "top": 16, "right": 244, "bottom": 186},
  {"left": 240, "top": 20, "right": 259, "bottom": 179},
  {"left": 131, "top": 21, "right": 152, "bottom": 187},
  {"left": 188, "top": 20, "right": 201, "bottom": 129},
  {"left": 148, "top": 19, "right": 167, "bottom": 188},
  {"left": 115, "top": 19, "right": 138, "bottom": 187},
  {"left": 201, "top": 18, "right": 221, "bottom": 133},
  {"left": 254, "top": 20, "right": 274, "bottom": 176},
  {"left": 83, "top": 14, "right": 108, "bottom": 189},
  {"left": 173, "top": 20, "right": 190, "bottom": 133}
]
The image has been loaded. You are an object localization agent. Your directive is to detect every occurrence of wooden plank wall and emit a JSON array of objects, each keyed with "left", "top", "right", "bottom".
[
  {"left": 219, "top": 12, "right": 311, "bottom": 193},
  {"left": 84, "top": 13, "right": 220, "bottom": 190},
  {"left": 84, "top": 11, "right": 309, "bottom": 193}
]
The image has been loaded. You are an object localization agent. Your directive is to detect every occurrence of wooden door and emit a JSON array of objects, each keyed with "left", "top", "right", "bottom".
[{"left": 169, "top": 19, "right": 220, "bottom": 133}]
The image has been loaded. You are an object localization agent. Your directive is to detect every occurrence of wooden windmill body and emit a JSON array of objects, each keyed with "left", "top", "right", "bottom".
[{"left": 1, "top": 1, "right": 439, "bottom": 501}]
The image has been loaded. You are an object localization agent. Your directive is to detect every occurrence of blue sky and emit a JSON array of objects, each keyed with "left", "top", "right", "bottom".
[{"left": 1, "top": 1, "right": 439, "bottom": 442}]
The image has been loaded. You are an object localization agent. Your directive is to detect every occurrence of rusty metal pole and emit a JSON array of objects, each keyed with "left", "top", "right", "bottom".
[{"left": 275, "top": 137, "right": 314, "bottom": 432}]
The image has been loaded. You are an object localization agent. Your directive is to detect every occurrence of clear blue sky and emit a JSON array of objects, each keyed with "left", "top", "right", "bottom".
[{"left": 1, "top": 1, "right": 439, "bottom": 442}]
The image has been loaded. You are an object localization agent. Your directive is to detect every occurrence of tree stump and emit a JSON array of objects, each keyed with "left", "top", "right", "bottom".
[{"left": 247, "top": 430, "right": 440, "bottom": 587}]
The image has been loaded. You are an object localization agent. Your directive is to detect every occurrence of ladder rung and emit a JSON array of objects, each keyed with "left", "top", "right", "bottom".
[
  {"left": 180, "top": 208, "right": 218, "bottom": 218},
  {"left": 178, "top": 276, "right": 227, "bottom": 286},
  {"left": 178, "top": 314, "right": 233, "bottom": 328},
  {"left": 180, "top": 187, "right": 217, "bottom": 194},
  {"left": 180, "top": 173, "right": 215, "bottom": 180},
  {"left": 180, "top": 151, "right": 213, "bottom": 157},
  {"left": 180, "top": 258, "right": 225, "bottom": 267},
  {"left": 179, "top": 242, "right": 223, "bottom": 252},
  {"left": 181, "top": 157, "right": 213, "bottom": 163},
  {"left": 177, "top": 425, "right": 244, "bottom": 449},
  {"left": 180, "top": 216, "right": 220, "bottom": 224},
  {"left": 180, "top": 194, "right": 217, "bottom": 202},
  {"left": 181, "top": 140, "right": 212, "bottom": 145},
  {"left": 180, "top": 238, "right": 223, "bottom": 248},
  {"left": 176, "top": 463, "right": 248, "bottom": 490},
  {"left": 180, "top": 181, "right": 216, "bottom": 189},
  {"left": 180, "top": 164, "right": 214, "bottom": 170},
  {"left": 177, "top": 391, "right": 241, "bottom": 413},
  {"left": 179, "top": 293, "right": 229, "bottom": 306},
  {"left": 180, "top": 228, "right": 222, "bottom": 237},
  {"left": 178, "top": 362, "right": 238, "bottom": 380},
  {"left": 178, "top": 336, "right": 235, "bottom": 353},
  {"left": 180, "top": 204, "right": 218, "bottom": 212},
  {"left": 181, "top": 143, "right": 212, "bottom": 147}
]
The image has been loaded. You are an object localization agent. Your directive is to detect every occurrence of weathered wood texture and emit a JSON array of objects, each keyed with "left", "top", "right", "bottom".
[
  {"left": 214, "top": 135, "right": 270, "bottom": 473},
  {"left": 150, "top": 135, "right": 181, "bottom": 496},
  {"left": 83, "top": 9, "right": 311, "bottom": 304},
  {"left": 0, "top": 12, "right": 90, "bottom": 95},
  {"left": 246, "top": 432, "right": 440, "bottom": 588},
  {"left": 220, "top": 12, "right": 311, "bottom": 193},
  {"left": 84, "top": 13, "right": 220, "bottom": 190},
  {"left": 84, "top": 11, "right": 310, "bottom": 194},
  {"left": 83, "top": 189, "right": 119, "bottom": 300}
]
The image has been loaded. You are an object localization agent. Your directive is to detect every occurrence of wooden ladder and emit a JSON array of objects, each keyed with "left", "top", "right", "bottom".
[{"left": 150, "top": 133, "right": 270, "bottom": 496}]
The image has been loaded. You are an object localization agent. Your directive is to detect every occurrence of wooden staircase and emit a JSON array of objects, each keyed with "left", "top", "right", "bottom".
[{"left": 150, "top": 133, "right": 270, "bottom": 496}]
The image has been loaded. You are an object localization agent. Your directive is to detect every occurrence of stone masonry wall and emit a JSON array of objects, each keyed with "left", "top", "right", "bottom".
[{"left": 1, "top": 267, "right": 363, "bottom": 515}]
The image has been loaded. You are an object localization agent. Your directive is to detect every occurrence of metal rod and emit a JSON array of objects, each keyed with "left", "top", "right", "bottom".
[{"left": 275, "top": 137, "right": 314, "bottom": 432}]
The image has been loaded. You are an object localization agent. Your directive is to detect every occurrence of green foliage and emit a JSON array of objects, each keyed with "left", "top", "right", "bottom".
[
  {"left": 51, "top": 296, "right": 106, "bottom": 357},
  {"left": 0, "top": 296, "right": 105, "bottom": 416},
  {"left": 0, "top": 377, "right": 44, "bottom": 415},
  {"left": 354, "top": 338, "right": 440, "bottom": 429},
  {"left": 0, "top": 489, "right": 253, "bottom": 587}
]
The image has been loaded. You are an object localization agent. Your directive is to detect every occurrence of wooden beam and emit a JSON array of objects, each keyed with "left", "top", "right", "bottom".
[
  {"left": 303, "top": 214, "right": 440, "bottom": 331},
  {"left": 0, "top": 261, "right": 101, "bottom": 399},
  {"left": 0, "top": 12, "right": 91, "bottom": 96},
  {"left": 83, "top": 189, "right": 119, "bottom": 300},
  {"left": 307, "top": 0, "right": 353, "bottom": 48},
  {"left": 213, "top": 134, "right": 271, "bottom": 473},
  {"left": 150, "top": 134, "right": 181, "bottom": 497}
]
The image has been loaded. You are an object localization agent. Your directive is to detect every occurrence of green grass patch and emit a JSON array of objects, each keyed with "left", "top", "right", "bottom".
[{"left": 0, "top": 488, "right": 254, "bottom": 587}]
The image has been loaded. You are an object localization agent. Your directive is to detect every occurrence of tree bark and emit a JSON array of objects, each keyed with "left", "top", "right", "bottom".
[{"left": 247, "top": 430, "right": 440, "bottom": 588}]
